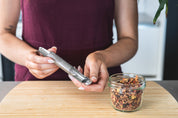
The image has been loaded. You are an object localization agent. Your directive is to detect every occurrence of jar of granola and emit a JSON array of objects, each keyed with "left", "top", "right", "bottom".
[{"left": 108, "top": 73, "right": 146, "bottom": 112}]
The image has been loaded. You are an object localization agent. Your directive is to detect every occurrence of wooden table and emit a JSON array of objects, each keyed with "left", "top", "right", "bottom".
[{"left": 0, "top": 81, "right": 178, "bottom": 118}]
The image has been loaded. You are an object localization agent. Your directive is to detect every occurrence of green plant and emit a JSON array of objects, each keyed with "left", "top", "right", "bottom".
[{"left": 153, "top": 0, "right": 168, "bottom": 24}]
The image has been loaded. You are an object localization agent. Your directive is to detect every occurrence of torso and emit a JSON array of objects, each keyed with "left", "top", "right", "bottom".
[{"left": 15, "top": 0, "right": 121, "bottom": 81}]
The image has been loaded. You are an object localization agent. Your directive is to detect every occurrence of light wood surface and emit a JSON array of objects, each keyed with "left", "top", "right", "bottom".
[{"left": 0, "top": 81, "right": 177, "bottom": 118}]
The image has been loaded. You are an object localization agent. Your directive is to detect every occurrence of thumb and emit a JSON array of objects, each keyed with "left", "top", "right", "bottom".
[
  {"left": 89, "top": 64, "right": 100, "bottom": 82},
  {"left": 48, "top": 46, "right": 57, "bottom": 53}
]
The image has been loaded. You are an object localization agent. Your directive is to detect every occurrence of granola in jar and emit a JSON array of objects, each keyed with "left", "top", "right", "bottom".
[{"left": 108, "top": 73, "right": 146, "bottom": 112}]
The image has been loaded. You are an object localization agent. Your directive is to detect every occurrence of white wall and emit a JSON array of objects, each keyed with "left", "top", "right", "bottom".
[{"left": 118, "top": 0, "right": 167, "bottom": 81}]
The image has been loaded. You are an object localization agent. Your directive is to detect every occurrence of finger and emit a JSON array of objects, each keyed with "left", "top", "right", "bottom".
[
  {"left": 69, "top": 66, "right": 88, "bottom": 90},
  {"left": 89, "top": 63, "right": 100, "bottom": 83},
  {"left": 68, "top": 74, "right": 85, "bottom": 90},
  {"left": 77, "top": 65, "right": 83, "bottom": 73},
  {"left": 82, "top": 77, "right": 106, "bottom": 92},
  {"left": 84, "top": 65, "right": 90, "bottom": 78},
  {"left": 29, "top": 69, "right": 48, "bottom": 79},
  {"left": 28, "top": 52, "right": 55, "bottom": 64},
  {"left": 29, "top": 69, "right": 43, "bottom": 79},
  {"left": 83, "top": 64, "right": 109, "bottom": 92},
  {"left": 97, "top": 64, "right": 109, "bottom": 89},
  {"left": 77, "top": 66, "right": 86, "bottom": 90},
  {"left": 30, "top": 67, "right": 59, "bottom": 79},
  {"left": 43, "top": 67, "right": 59, "bottom": 77},
  {"left": 27, "top": 61, "right": 58, "bottom": 70},
  {"left": 69, "top": 72, "right": 104, "bottom": 92},
  {"left": 30, "top": 67, "right": 59, "bottom": 76},
  {"left": 48, "top": 46, "right": 57, "bottom": 53}
]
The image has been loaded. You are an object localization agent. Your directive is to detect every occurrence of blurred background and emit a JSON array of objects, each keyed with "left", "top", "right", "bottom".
[{"left": 0, "top": 0, "right": 177, "bottom": 81}]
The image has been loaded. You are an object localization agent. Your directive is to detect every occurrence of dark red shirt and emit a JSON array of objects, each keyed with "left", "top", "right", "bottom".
[{"left": 15, "top": 0, "right": 122, "bottom": 81}]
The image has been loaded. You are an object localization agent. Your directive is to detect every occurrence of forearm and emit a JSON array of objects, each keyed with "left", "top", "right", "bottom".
[
  {"left": 96, "top": 37, "right": 138, "bottom": 68},
  {"left": 0, "top": 33, "right": 35, "bottom": 66},
  {"left": 0, "top": 0, "right": 33, "bottom": 66},
  {"left": 98, "top": 0, "right": 138, "bottom": 68}
]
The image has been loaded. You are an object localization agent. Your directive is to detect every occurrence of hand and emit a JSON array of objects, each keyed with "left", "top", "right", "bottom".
[
  {"left": 69, "top": 52, "right": 109, "bottom": 92},
  {"left": 25, "top": 46, "right": 59, "bottom": 79}
]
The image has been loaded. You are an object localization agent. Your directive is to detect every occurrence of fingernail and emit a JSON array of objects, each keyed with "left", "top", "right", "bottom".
[
  {"left": 68, "top": 74, "right": 75, "bottom": 80},
  {"left": 52, "top": 46, "right": 57, "bottom": 50},
  {"left": 78, "top": 87, "right": 85, "bottom": 90},
  {"left": 91, "top": 76, "right": 97, "bottom": 81},
  {"left": 48, "top": 59, "right": 55, "bottom": 63},
  {"left": 77, "top": 65, "right": 82, "bottom": 71}
]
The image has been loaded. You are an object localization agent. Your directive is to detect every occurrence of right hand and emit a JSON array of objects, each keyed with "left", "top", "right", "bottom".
[{"left": 25, "top": 46, "right": 59, "bottom": 79}]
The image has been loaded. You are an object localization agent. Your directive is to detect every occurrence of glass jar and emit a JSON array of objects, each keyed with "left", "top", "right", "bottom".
[{"left": 108, "top": 73, "right": 146, "bottom": 112}]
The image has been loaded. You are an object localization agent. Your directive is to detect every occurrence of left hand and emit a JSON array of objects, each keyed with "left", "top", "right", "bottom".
[{"left": 68, "top": 52, "right": 109, "bottom": 92}]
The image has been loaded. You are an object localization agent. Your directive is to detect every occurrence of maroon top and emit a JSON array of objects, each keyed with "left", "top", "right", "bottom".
[{"left": 15, "top": 0, "right": 122, "bottom": 81}]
